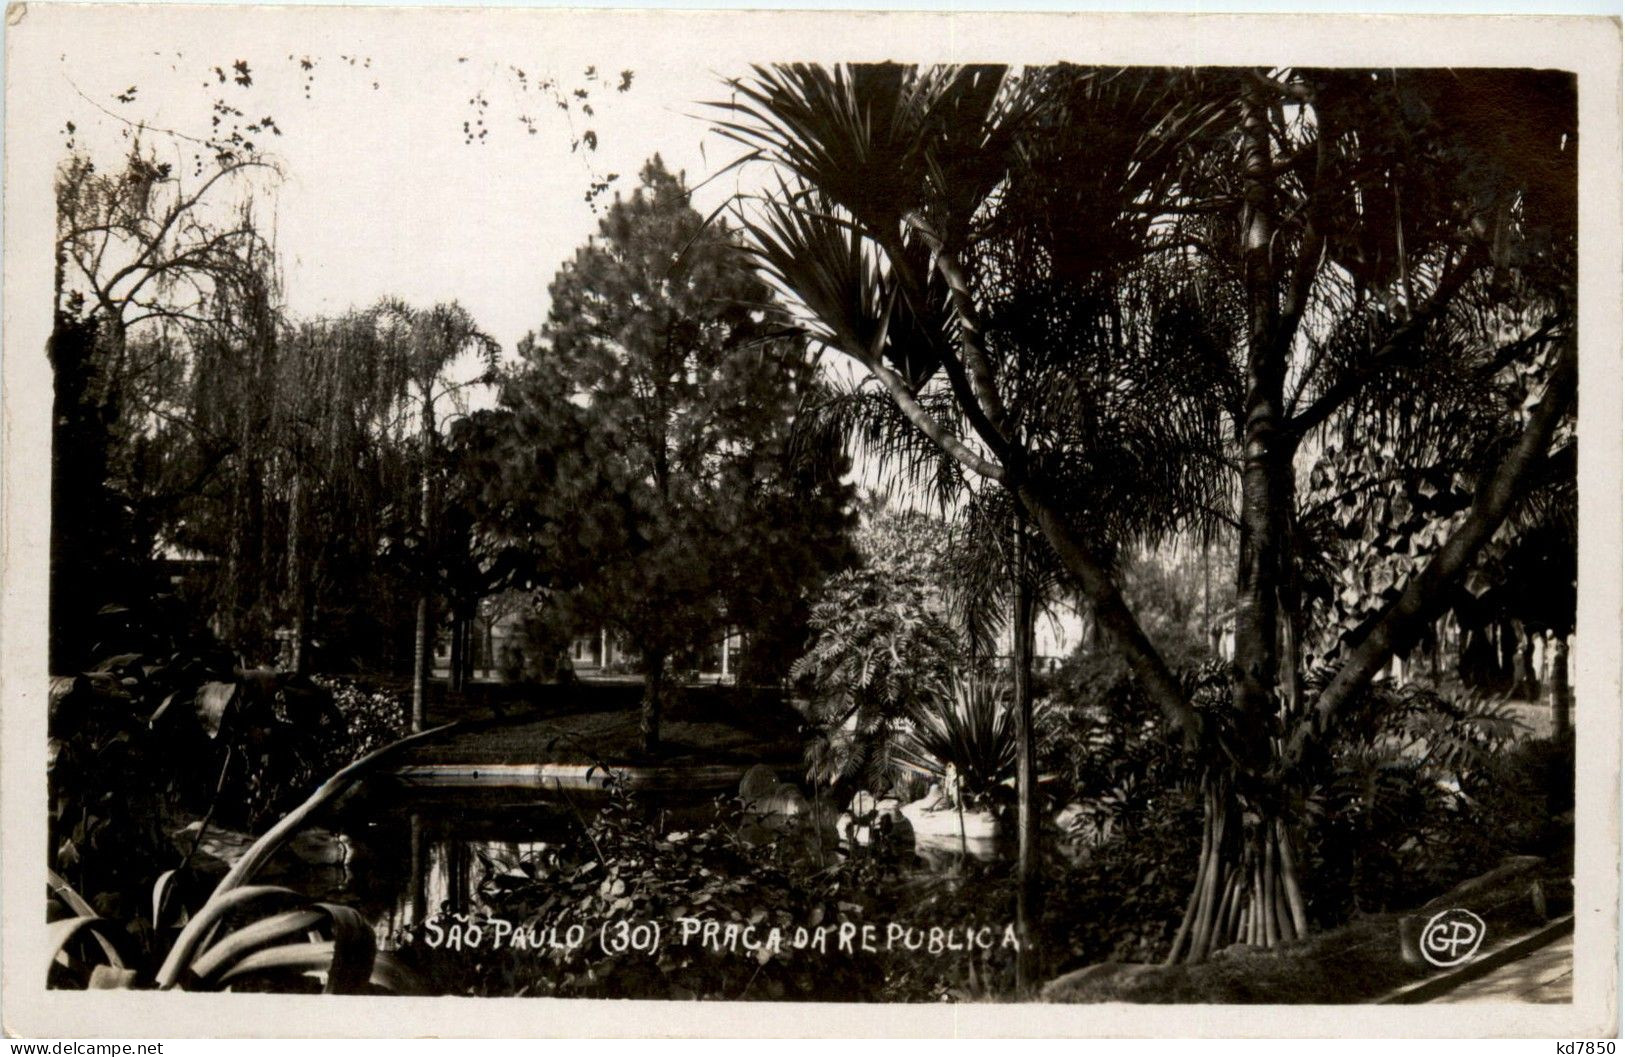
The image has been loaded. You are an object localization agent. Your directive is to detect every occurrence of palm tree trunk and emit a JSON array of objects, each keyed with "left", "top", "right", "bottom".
[
  {"left": 1232, "top": 87, "right": 1292, "bottom": 758},
  {"left": 412, "top": 597, "right": 429, "bottom": 731},
  {"left": 1169, "top": 88, "right": 1304, "bottom": 965},
  {"left": 1012, "top": 510, "right": 1040, "bottom": 991},
  {"left": 411, "top": 392, "right": 435, "bottom": 733},
  {"left": 1165, "top": 778, "right": 1308, "bottom": 964}
]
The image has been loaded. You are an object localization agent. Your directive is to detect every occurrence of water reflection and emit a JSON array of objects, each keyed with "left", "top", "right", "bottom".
[{"left": 297, "top": 777, "right": 1009, "bottom": 949}]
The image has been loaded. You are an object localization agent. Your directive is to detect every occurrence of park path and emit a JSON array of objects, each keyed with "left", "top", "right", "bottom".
[{"left": 1432, "top": 932, "right": 1573, "bottom": 1003}]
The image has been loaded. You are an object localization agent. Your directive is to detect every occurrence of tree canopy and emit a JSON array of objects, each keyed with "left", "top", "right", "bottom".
[
  {"left": 471, "top": 156, "right": 855, "bottom": 749},
  {"left": 713, "top": 63, "right": 1577, "bottom": 962}
]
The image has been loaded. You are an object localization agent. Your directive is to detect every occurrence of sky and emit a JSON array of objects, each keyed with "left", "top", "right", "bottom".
[
  {"left": 50, "top": 11, "right": 758, "bottom": 356},
  {"left": 42, "top": 12, "right": 1096, "bottom": 651}
]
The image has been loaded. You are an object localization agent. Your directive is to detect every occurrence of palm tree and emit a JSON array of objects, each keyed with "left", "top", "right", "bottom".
[
  {"left": 758, "top": 71, "right": 1236, "bottom": 986},
  {"left": 713, "top": 63, "right": 1576, "bottom": 968},
  {"left": 374, "top": 301, "right": 501, "bottom": 730}
]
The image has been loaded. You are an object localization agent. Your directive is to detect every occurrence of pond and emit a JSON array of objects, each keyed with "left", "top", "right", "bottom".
[{"left": 290, "top": 773, "right": 1010, "bottom": 953}]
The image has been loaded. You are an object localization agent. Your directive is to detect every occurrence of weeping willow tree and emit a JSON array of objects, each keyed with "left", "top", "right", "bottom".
[
  {"left": 50, "top": 138, "right": 280, "bottom": 672},
  {"left": 176, "top": 298, "right": 497, "bottom": 689},
  {"left": 713, "top": 63, "right": 1576, "bottom": 968},
  {"left": 266, "top": 309, "right": 440, "bottom": 674}
]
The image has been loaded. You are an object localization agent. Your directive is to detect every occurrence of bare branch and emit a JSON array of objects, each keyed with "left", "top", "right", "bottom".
[
  {"left": 114, "top": 225, "right": 262, "bottom": 307},
  {"left": 101, "top": 160, "right": 274, "bottom": 298}
]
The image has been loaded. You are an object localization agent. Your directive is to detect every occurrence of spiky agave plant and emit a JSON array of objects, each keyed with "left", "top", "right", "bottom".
[{"left": 895, "top": 671, "right": 1023, "bottom": 809}]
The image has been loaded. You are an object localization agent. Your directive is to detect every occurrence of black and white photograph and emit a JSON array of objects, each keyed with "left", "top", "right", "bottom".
[{"left": 2, "top": 4, "right": 1619, "bottom": 1038}]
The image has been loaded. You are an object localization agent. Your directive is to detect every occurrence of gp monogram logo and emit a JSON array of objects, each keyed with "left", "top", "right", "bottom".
[{"left": 1420, "top": 909, "right": 1489, "bottom": 968}]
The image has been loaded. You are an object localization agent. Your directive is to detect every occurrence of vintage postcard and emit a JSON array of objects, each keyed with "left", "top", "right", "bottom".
[{"left": 2, "top": 3, "right": 1619, "bottom": 1038}]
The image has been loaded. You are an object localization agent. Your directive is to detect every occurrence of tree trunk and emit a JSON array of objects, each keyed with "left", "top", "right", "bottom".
[
  {"left": 642, "top": 648, "right": 666, "bottom": 754},
  {"left": 484, "top": 615, "right": 495, "bottom": 678},
  {"left": 286, "top": 472, "right": 310, "bottom": 676},
  {"left": 1017, "top": 482, "right": 1199, "bottom": 743},
  {"left": 412, "top": 597, "right": 430, "bottom": 732},
  {"left": 1012, "top": 511, "right": 1040, "bottom": 991},
  {"left": 1231, "top": 87, "right": 1293, "bottom": 757},
  {"left": 1550, "top": 633, "right": 1571, "bottom": 737},
  {"left": 1165, "top": 778, "right": 1309, "bottom": 964},
  {"left": 462, "top": 615, "right": 477, "bottom": 688},
  {"left": 1467, "top": 624, "right": 1500, "bottom": 690},
  {"left": 448, "top": 608, "right": 465, "bottom": 696},
  {"left": 411, "top": 389, "right": 435, "bottom": 733},
  {"left": 1512, "top": 622, "right": 1538, "bottom": 700},
  {"left": 47, "top": 313, "right": 107, "bottom": 674},
  {"left": 220, "top": 473, "right": 245, "bottom": 648},
  {"left": 1168, "top": 87, "right": 1303, "bottom": 964},
  {"left": 243, "top": 471, "right": 267, "bottom": 652},
  {"left": 1497, "top": 619, "right": 1518, "bottom": 693},
  {"left": 1202, "top": 537, "right": 1213, "bottom": 658},
  {"left": 1307, "top": 344, "right": 1576, "bottom": 734}
]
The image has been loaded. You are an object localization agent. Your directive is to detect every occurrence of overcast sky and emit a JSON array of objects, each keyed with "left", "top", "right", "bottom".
[{"left": 51, "top": 11, "right": 755, "bottom": 356}]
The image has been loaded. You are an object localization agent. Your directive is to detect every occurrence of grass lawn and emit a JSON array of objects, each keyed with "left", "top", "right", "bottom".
[{"left": 396, "top": 680, "right": 804, "bottom": 769}]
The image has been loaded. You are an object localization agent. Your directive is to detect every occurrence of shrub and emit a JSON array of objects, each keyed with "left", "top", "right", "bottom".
[
  {"left": 793, "top": 559, "right": 960, "bottom": 796},
  {"left": 48, "top": 731, "right": 432, "bottom": 995},
  {"left": 1039, "top": 787, "right": 1203, "bottom": 971},
  {"left": 1038, "top": 654, "right": 1212, "bottom": 844},
  {"left": 310, "top": 676, "right": 411, "bottom": 760},
  {"left": 48, "top": 597, "right": 243, "bottom": 919},
  {"left": 1299, "top": 676, "right": 1532, "bottom": 920},
  {"left": 1034, "top": 651, "right": 1565, "bottom": 964}
]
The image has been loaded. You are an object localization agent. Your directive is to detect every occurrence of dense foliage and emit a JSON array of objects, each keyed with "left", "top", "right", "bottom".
[
  {"left": 398, "top": 780, "right": 1021, "bottom": 1001},
  {"left": 1038, "top": 653, "right": 1572, "bottom": 959},
  {"left": 48, "top": 589, "right": 411, "bottom": 926},
  {"left": 792, "top": 508, "right": 962, "bottom": 794}
]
